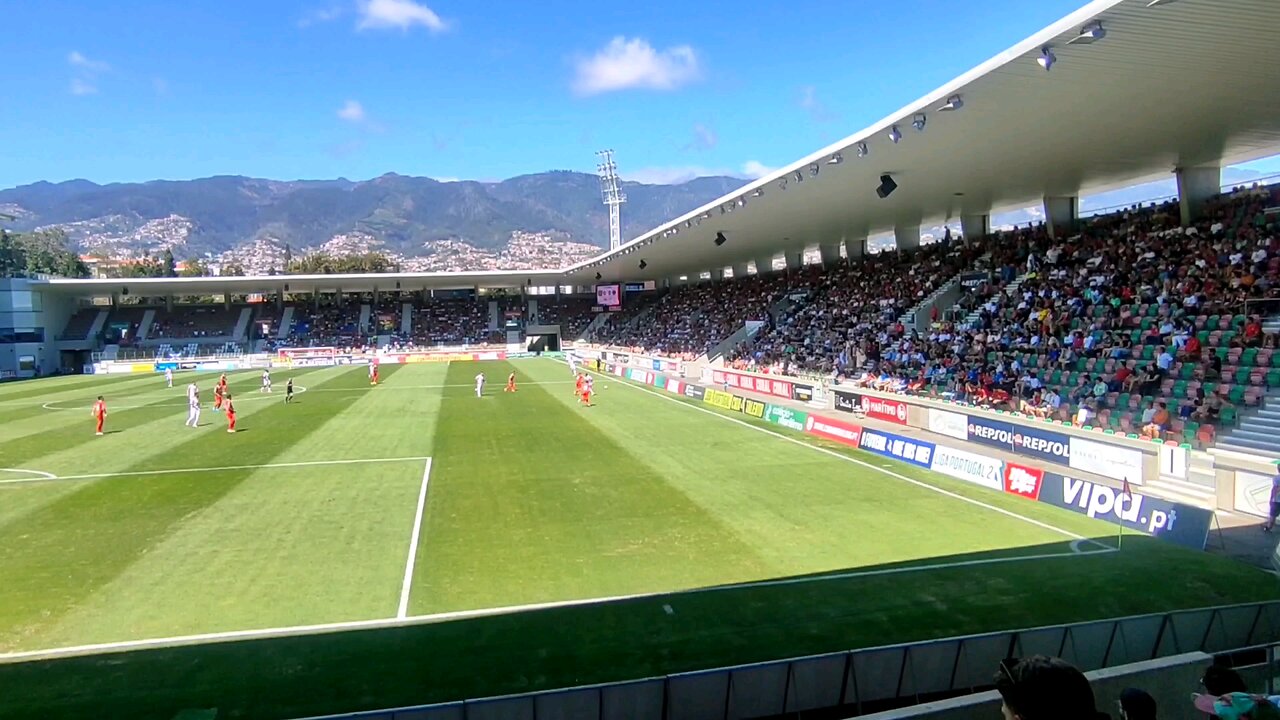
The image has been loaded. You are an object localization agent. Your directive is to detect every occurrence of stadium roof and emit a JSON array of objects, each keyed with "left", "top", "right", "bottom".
[
  {"left": 568, "top": 0, "right": 1280, "bottom": 283},
  {"left": 33, "top": 270, "right": 569, "bottom": 296}
]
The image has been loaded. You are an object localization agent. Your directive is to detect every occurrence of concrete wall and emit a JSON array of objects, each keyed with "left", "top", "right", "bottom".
[{"left": 856, "top": 652, "right": 1211, "bottom": 720}]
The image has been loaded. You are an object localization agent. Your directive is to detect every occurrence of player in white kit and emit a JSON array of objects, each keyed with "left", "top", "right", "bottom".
[
  {"left": 475, "top": 372, "right": 486, "bottom": 397},
  {"left": 567, "top": 354, "right": 578, "bottom": 376},
  {"left": 185, "top": 382, "right": 201, "bottom": 427},
  {"left": 165, "top": 367, "right": 174, "bottom": 388},
  {"left": 261, "top": 370, "right": 272, "bottom": 393}
]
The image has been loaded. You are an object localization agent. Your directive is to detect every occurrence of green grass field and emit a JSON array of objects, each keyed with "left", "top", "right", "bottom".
[{"left": 0, "top": 358, "right": 1277, "bottom": 719}]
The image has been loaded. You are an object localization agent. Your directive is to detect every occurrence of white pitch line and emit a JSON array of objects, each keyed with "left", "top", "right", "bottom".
[
  {"left": 592, "top": 370, "right": 1092, "bottom": 543},
  {"left": 397, "top": 457, "right": 433, "bottom": 619},
  {"left": 0, "top": 545, "right": 1113, "bottom": 664},
  {"left": 0, "top": 456, "right": 433, "bottom": 486}
]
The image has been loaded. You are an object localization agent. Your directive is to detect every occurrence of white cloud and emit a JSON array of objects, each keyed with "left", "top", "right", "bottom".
[
  {"left": 573, "top": 37, "right": 700, "bottom": 96},
  {"left": 337, "top": 99, "right": 367, "bottom": 123},
  {"left": 68, "top": 51, "right": 109, "bottom": 73},
  {"left": 356, "top": 0, "right": 448, "bottom": 32},
  {"left": 624, "top": 161, "right": 770, "bottom": 185},
  {"left": 299, "top": 4, "right": 344, "bottom": 27},
  {"left": 683, "top": 123, "right": 717, "bottom": 152},
  {"left": 798, "top": 84, "right": 837, "bottom": 123},
  {"left": 69, "top": 79, "right": 97, "bottom": 96}
]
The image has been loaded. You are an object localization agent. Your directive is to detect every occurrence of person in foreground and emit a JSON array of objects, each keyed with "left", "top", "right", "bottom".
[{"left": 995, "top": 655, "right": 1109, "bottom": 720}]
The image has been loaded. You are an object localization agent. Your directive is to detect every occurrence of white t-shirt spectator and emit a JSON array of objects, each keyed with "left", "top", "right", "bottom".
[{"left": 1157, "top": 350, "right": 1174, "bottom": 371}]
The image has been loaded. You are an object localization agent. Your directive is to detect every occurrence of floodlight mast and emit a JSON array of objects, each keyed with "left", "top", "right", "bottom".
[{"left": 596, "top": 149, "right": 626, "bottom": 252}]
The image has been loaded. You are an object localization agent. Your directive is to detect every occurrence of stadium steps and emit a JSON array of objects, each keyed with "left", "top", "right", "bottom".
[
  {"left": 582, "top": 312, "right": 611, "bottom": 342},
  {"left": 400, "top": 302, "right": 414, "bottom": 335},
  {"left": 87, "top": 309, "right": 110, "bottom": 340},
  {"left": 898, "top": 271, "right": 965, "bottom": 331},
  {"left": 232, "top": 307, "right": 252, "bottom": 341},
  {"left": 137, "top": 308, "right": 156, "bottom": 341},
  {"left": 277, "top": 306, "right": 295, "bottom": 340},
  {"left": 957, "top": 269, "right": 1030, "bottom": 330},
  {"left": 358, "top": 303, "right": 372, "bottom": 334},
  {"left": 1144, "top": 476, "right": 1217, "bottom": 509},
  {"left": 1217, "top": 402, "right": 1280, "bottom": 457}
]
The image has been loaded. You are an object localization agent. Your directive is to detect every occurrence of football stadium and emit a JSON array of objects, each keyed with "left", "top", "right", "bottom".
[{"left": 5, "top": 0, "right": 1280, "bottom": 719}]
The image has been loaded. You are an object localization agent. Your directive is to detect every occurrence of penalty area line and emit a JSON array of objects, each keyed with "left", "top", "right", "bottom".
[
  {"left": 397, "top": 457, "right": 433, "bottom": 619},
  {"left": 591, "top": 370, "right": 1093, "bottom": 544},
  {"left": 0, "top": 456, "right": 434, "bottom": 486},
  {"left": 0, "top": 545, "right": 1113, "bottom": 664}
]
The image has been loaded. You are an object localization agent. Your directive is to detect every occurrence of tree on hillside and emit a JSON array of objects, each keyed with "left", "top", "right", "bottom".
[
  {"left": 162, "top": 249, "right": 177, "bottom": 277},
  {"left": 221, "top": 260, "right": 246, "bottom": 276},
  {"left": 179, "top": 258, "right": 210, "bottom": 277},
  {"left": 286, "top": 252, "right": 397, "bottom": 274},
  {"left": 0, "top": 228, "right": 89, "bottom": 278}
]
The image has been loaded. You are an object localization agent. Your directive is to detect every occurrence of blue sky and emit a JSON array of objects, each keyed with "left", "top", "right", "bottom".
[{"left": 4, "top": 0, "right": 1279, "bottom": 190}]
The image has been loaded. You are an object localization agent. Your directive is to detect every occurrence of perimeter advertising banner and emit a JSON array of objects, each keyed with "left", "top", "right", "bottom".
[
  {"left": 930, "top": 444, "right": 1004, "bottom": 491},
  {"left": 857, "top": 428, "right": 935, "bottom": 469},
  {"left": 742, "top": 398, "right": 767, "bottom": 419},
  {"left": 965, "top": 416, "right": 1072, "bottom": 465},
  {"left": 703, "top": 388, "right": 745, "bottom": 412},
  {"left": 1038, "top": 472, "right": 1212, "bottom": 550},
  {"left": 833, "top": 390, "right": 908, "bottom": 425},
  {"left": 1068, "top": 436, "right": 1144, "bottom": 485},
  {"left": 683, "top": 384, "right": 706, "bottom": 401},
  {"left": 927, "top": 409, "right": 969, "bottom": 441},
  {"left": 764, "top": 404, "right": 808, "bottom": 431},
  {"left": 1003, "top": 462, "right": 1045, "bottom": 501},
  {"left": 803, "top": 414, "right": 862, "bottom": 447},
  {"left": 710, "top": 369, "right": 797, "bottom": 400}
]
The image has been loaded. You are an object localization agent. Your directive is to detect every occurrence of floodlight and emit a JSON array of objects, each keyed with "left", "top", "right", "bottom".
[
  {"left": 939, "top": 95, "right": 963, "bottom": 112},
  {"left": 888, "top": 125, "right": 902, "bottom": 143},
  {"left": 1037, "top": 47, "right": 1056, "bottom": 70}
]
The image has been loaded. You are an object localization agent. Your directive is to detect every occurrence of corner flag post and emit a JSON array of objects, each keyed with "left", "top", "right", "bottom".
[{"left": 1118, "top": 478, "right": 1133, "bottom": 551}]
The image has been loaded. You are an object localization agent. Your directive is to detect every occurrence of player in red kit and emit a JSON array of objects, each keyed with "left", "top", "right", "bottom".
[
  {"left": 224, "top": 393, "right": 237, "bottom": 433},
  {"left": 213, "top": 382, "right": 224, "bottom": 410},
  {"left": 579, "top": 376, "right": 593, "bottom": 407},
  {"left": 369, "top": 362, "right": 379, "bottom": 386},
  {"left": 504, "top": 372, "right": 517, "bottom": 392},
  {"left": 92, "top": 395, "right": 107, "bottom": 435},
  {"left": 575, "top": 373, "right": 585, "bottom": 399}
]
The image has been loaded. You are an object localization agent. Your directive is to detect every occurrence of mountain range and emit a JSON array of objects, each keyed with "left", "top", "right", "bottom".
[{"left": 0, "top": 172, "right": 749, "bottom": 262}]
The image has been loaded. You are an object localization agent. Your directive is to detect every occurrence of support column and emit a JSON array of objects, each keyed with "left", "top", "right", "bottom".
[
  {"left": 313, "top": 289, "right": 321, "bottom": 311},
  {"left": 893, "top": 224, "right": 921, "bottom": 253},
  {"left": 1042, "top": 196, "right": 1079, "bottom": 239},
  {"left": 754, "top": 255, "right": 774, "bottom": 275},
  {"left": 710, "top": 268, "right": 724, "bottom": 281},
  {"left": 847, "top": 234, "right": 867, "bottom": 260},
  {"left": 1176, "top": 166, "right": 1221, "bottom": 226},
  {"left": 786, "top": 251, "right": 804, "bottom": 270},
  {"left": 166, "top": 295, "right": 174, "bottom": 313},
  {"left": 819, "top": 243, "right": 842, "bottom": 267},
  {"left": 732, "top": 262, "right": 749, "bottom": 279},
  {"left": 960, "top": 214, "right": 990, "bottom": 243}
]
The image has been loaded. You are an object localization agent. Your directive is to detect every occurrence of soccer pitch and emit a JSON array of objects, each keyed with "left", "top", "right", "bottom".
[{"left": 0, "top": 358, "right": 1276, "bottom": 719}]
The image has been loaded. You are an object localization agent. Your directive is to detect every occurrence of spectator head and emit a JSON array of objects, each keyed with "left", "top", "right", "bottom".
[
  {"left": 1118, "top": 688, "right": 1156, "bottom": 720},
  {"left": 1201, "top": 665, "right": 1248, "bottom": 696},
  {"left": 994, "top": 656, "right": 1104, "bottom": 720},
  {"left": 1193, "top": 693, "right": 1280, "bottom": 720}
]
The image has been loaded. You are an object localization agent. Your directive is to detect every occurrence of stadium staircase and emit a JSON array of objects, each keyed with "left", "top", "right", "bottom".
[
  {"left": 956, "top": 269, "right": 1031, "bottom": 330},
  {"left": 276, "top": 307, "right": 294, "bottom": 340},
  {"left": 358, "top": 304, "right": 372, "bottom": 335},
  {"left": 581, "top": 312, "right": 611, "bottom": 342},
  {"left": 87, "top": 309, "right": 109, "bottom": 340},
  {"left": 1215, "top": 315, "right": 1280, "bottom": 458},
  {"left": 232, "top": 307, "right": 252, "bottom": 342},
  {"left": 137, "top": 309, "right": 156, "bottom": 341},
  {"left": 400, "top": 302, "right": 414, "bottom": 335},
  {"left": 897, "top": 271, "right": 966, "bottom": 332},
  {"left": 707, "top": 320, "right": 766, "bottom": 364}
]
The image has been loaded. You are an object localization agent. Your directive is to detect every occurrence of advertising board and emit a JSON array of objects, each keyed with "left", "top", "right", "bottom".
[
  {"left": 833, "top": 389, "right": 858, "bottom": 414},
  {"left": 764, "top": 404, "right": 808, "bottom": 431},
  {"left": 1068, "top": 436, "right": 1144, "bottom": 485},
  {"left": 1003, "top": 463, "right": 1045, "bottom": 500},
  {"left": 703, "top": 388, "right": 745, "bottom": 412},
  {"left": 1038, "top": 472, "right": 1213, "bottom": 550},
  {"left": 927, "top": 409, "right": 968, "bottom": 441},
  {"left": 665, "top": 378, "right": 684, "bottom": 396},
  {"left": 792, "top": 385, "right": 814, "bottom": 403},
  {"left": 803, "top": 415, "right": 861, "bottom": 447},
  {"left": 683, "top": 384, "right": 706, "bottom": 401},
  {"left": 857, "top": 429, "right": 935, "bottom": 469},
  {"left": 711, "top": 369, "right": 794, "bottom": 400},
  {"left": 930, "top": 445, "right": 1004, "bottom": 490},
  {"left": 742, "top": 398, "right": 767, "bottom": 419},
  {"left": 837, "top": 391, "right": 908, "bottom": 425},
  {"left": 965, "top": 416, "right": 1073, "bottom": 465},
  {"left": 1234, "top": 471, "right": 1275, "bottom": 518}
]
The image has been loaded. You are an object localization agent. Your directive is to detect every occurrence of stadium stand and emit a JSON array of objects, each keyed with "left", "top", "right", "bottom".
[{"left": 531, "top": 296, "right": 595, "bottom": 339}]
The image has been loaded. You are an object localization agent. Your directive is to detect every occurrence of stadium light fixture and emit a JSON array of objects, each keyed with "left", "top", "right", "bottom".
[
  {"left": 1068, "top": 21, "right": 1106, "bottom": 45},
  {"left": 779, "top": 178, "right": 788, "bottom": 190},
  {"left": 855, "top": 142, "right": 869, "bottom": 158},
  {"left": 938, "top": 95, "right": 963, "bottom": 112},
  {"left": 827, "top": 152, "right": 844, "bottom": 165},
  {"left": 793, "top": 170, "right": 804, "bottom": 183},
  {"left": 714, "top": 232, "right": 727, "bottom": 246},
  {"left": 1037, "top": 46, "right": 1056, "bottom": 71},
  {"left": 887, "top": 125, "right": 902, "bottom": 144},
  {"left": 912, "top": 114, "right": 926, "bottom": 131},
  {"left": 1146, "top": 0, "right": 1176, "bottom": 6},
  {"left": 595, "top": 272, "right": 602, "bottom": 280},
  {"left": 809, "top": 163, "right": 820, "bottom": 177},
  {"left": 736, "top": 197, "right": 746, "bottom": 208},
  {"left": 685, "top": 220, "right": 693, "bottom": 229},
  {"left": 752, "top": 188, "right": 765, "bottom": 197},
  {"left": 638, "top": 259, "right": 647, "bottom": 270}
]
